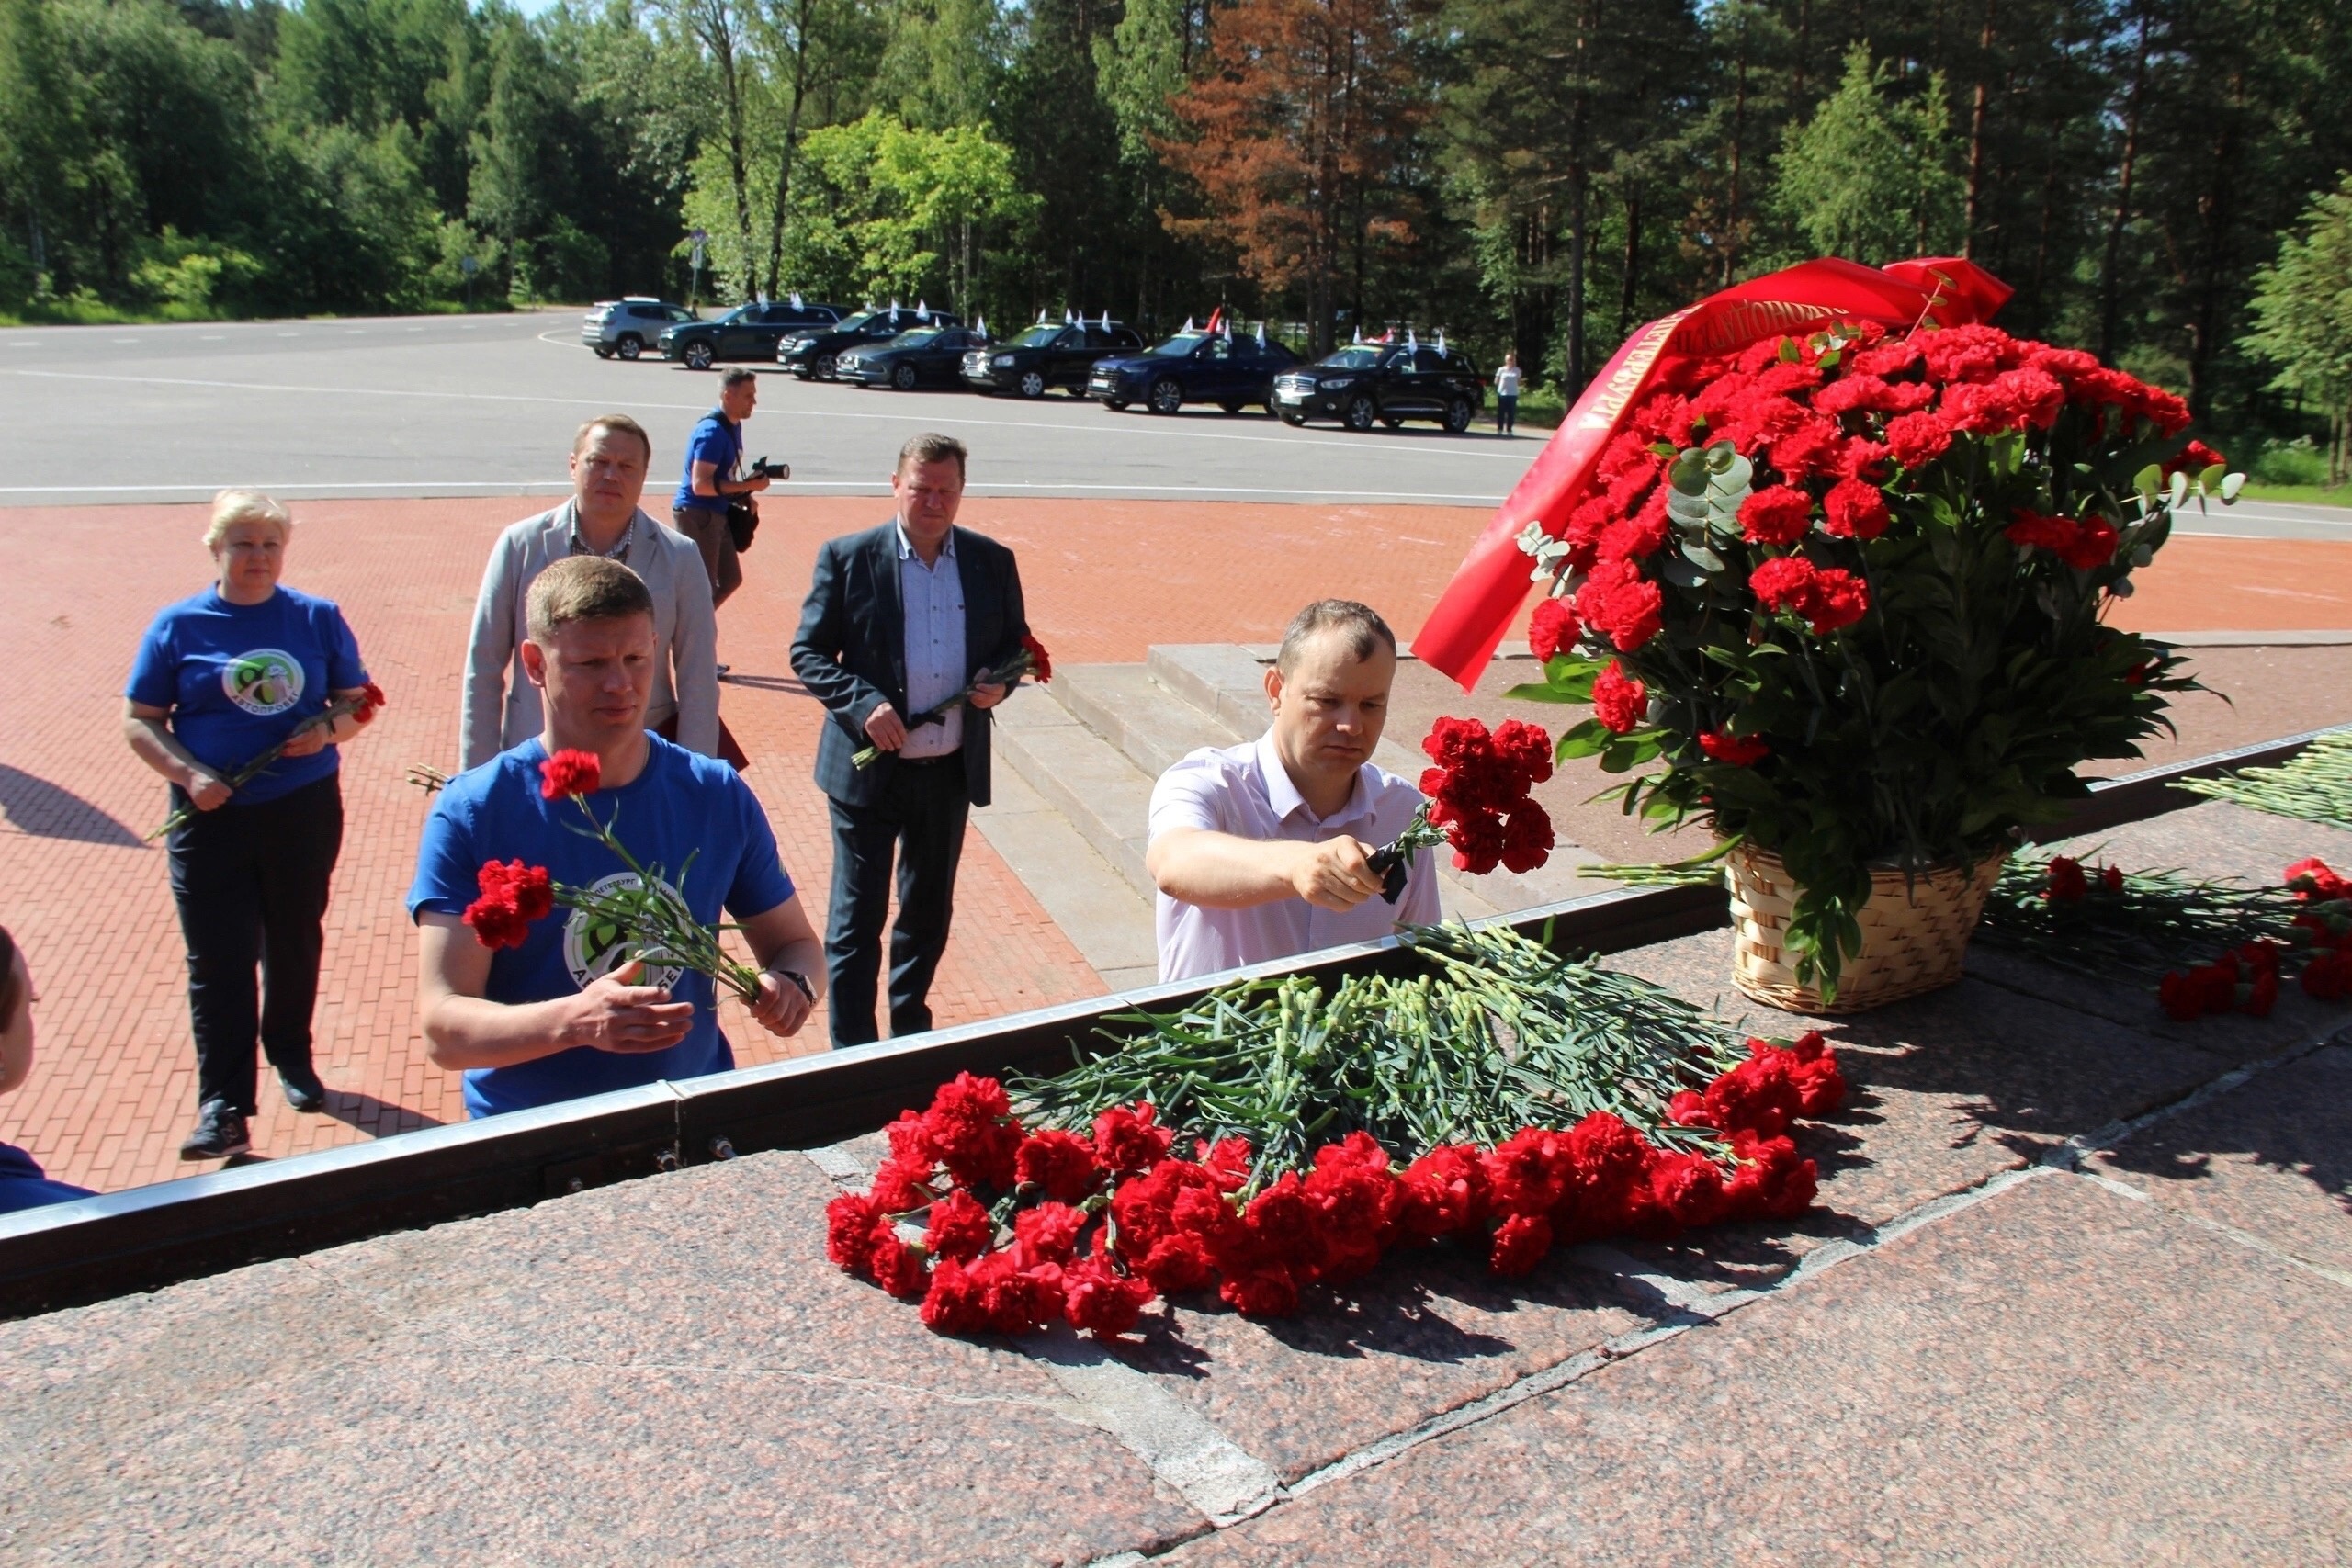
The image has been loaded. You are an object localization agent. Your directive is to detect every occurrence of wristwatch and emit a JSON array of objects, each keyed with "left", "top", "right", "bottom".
[{"left": 771, "top": 966, "right": 816, "bottom": 1003}]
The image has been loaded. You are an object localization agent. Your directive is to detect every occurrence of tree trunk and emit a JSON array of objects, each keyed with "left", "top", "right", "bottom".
[
  {"left": 2183, "top": 63, "right": 2245, "bottom": 423},
  {"left": 2098, "top": 1, "right": 2151, "bottom": 363},
  {"left": 1724, "top": 17, "right": 1749, "bottom": 287},
  {"left": 1616, "top": 182, "right": 1642, "bottom": 340},
  {"left": 761, "top": 0, "right": 814, "bottom": 299},
  {"left": 1962, "top": 0, "right": 1996, "bottom": 255}
]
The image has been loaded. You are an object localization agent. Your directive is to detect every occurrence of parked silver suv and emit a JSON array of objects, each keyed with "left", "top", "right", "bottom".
[{"left": 582, "top": 298, "right": 697, "bottom": 360}]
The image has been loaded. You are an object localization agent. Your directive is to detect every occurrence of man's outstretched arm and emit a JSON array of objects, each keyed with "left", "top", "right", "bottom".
[{"left": 1147, "top": 829, "right": 1386, "bottom": 913}]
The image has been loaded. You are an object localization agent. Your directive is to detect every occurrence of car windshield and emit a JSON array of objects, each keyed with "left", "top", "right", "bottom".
[
  {"left": 834, "top": 311, "right": 889, "bottom": 333},
  {"left": 1149, "top": 333, "right": 1207, "bottom": 356},
  {"left": 1317, "top": 346, "right": 1385, "bottom": 370},
  {"left": 1005, "top": 325, "right": 1066, "bottom": 348},
  {"left": 887, "top": 329, "right": 942, "bottom": 348}
]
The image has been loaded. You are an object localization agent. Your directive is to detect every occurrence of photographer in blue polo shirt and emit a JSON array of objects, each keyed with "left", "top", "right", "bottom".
[
  {"left": 408, "top": 555, "right": 823, "bottom": 1117},
  {"left": 671, "top": 369, "right": 773, "bottom": 645}
]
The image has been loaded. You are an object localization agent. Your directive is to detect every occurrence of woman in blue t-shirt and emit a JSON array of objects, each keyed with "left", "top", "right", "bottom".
[
  {"left": 0, "top": 926, "right": 97, "bottom": 1214},
  {"left": 122, "top": 491, "right": 376, "bottom": 1161}
]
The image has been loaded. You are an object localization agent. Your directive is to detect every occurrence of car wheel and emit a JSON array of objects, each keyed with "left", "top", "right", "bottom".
[
  {"left": 814, "top": 353, "right": 837, "bottom": 380},
  {"left": 1443, "top": 397, "right": 1474, "bottom": 434},
  {"left": 1019, "top": 369, "right": 1047, "bottom": 399},
  {"left": 1102, "top": 398, "right": 1130, "bottom": 412},
  {"left": 616, "top": 334, "right": 642, "bottom": 361},
  {"left": 1343, "top": 394, "right": 1377, "bottom": 432},
  {"left": 1281, "top": 412, "right": 1308, "bottom": 427},
  {"left": 1381, "top": 415, "right": 1403, "bottom": 429},
  {"left": 1148, "top": 378, "right": 1185, "bottom": 415},
  {"left": 593, "top": 345, "right": 615, "bottom": 359},
  {"left": 893, "top": 363, "right": 920, "bottom": 390},
  {"left": 684, "top": 341, "right": 715, "bottom": 371}
]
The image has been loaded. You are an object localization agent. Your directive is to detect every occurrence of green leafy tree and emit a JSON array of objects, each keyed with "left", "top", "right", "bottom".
[
  {"left": 2242, "top": 175, "right": 2352, "bottom": 483},
  {"left": 1771, "top": 43, "right": 1963, "bottom": 265}
]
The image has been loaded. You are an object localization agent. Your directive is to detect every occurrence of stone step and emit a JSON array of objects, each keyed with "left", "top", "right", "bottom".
[
  {"left": 991, "top": 683, "right": 1159, "bottom": 902},
  {"left": 1048, "top": 662, "right": 1246, "bottom": 783}
]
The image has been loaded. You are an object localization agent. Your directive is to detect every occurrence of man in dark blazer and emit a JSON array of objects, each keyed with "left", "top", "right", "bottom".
[{"left": 790, "top": 432, "right": 1031, "bottom": 1044}]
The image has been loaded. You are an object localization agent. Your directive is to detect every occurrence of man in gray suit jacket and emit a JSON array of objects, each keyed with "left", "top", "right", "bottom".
[
  {"left": 459, "top": 415, "right": 720, "bottom": 771},
  {"left": 790, "top": 432, "right": 1030, "bottom": 1045}
]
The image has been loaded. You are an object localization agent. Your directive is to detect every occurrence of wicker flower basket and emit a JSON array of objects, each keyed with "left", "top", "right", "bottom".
[{"left": 1724, "top": 841, "right": 2004, "bottom": 1014}]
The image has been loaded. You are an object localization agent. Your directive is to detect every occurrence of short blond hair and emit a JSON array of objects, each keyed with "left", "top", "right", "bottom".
[
  {"left": 897, "top": 431, "right": 967, "bottom": 478},
  {"left": 204, "top": 489, "right": 292, "bottom": 551},
  {"left": 526, "top": 555, "right": 655, "bottom": 641},
  {"left": 574, "top": 414, "right": 652, "bottom": 463}
]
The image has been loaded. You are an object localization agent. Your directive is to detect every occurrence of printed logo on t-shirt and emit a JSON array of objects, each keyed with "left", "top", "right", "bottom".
[
  {"left": 221, "top": 649, "right": 304, "bottom": 715},
  {"left": 561, "top": 872, "right": 689, "bottom": 994}
]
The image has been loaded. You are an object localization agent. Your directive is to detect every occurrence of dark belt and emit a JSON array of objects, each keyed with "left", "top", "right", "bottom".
[{"left": 892, "top": 750, "right": 963, "bottom": 768}]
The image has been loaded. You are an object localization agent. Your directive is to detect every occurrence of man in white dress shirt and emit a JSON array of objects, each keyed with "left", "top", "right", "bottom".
[{"left": 1148, "top": 600, "right": 1441, "bottom": 982}]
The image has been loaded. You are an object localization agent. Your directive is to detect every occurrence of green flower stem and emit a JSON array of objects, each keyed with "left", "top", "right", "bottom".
[{"left": 556, "top": 792, "right": 763, "bottom": 1003}]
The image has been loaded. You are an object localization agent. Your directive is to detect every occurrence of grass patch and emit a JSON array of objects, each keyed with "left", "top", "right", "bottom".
[{"left": 2234, "top": 481, "right": 2352, "bottom": 510}]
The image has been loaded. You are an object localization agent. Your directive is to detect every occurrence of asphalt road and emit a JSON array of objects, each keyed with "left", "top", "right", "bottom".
[
  {"left": 0, "top": 309, "right": 1532, "bottom": 508},
  {"left": 4, "top": 308, "right": 2344, "bottom": 536}
]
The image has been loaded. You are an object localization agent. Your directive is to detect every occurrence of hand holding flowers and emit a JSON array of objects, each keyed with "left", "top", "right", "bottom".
[
  {"left": 852, "top": 634, "right": 1052, "bottom": 768},
  {"left": 150, "top": 682, "right": 387, "bottom": 840}
]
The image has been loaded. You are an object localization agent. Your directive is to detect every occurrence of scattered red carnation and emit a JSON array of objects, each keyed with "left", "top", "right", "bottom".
[
  {"left": 1738, "top": 485, "right": 1814, "bottom": 546},
  {"left": 1821, "top": 479, "right": 1890, "bottom": 540},
  {"left": 1698, "top": 730, "right": 1770, "bottom": 766},
  {"left": 1419, "top": 716, "right": 1555, "bottom": 874},
  {"left": 539, "top": 748, "right": 601, "bottom": 800},
  {"left": 1528, "top": 597, "right": 1580, "bottom": 664},
  {"left": 1591, "top": 660, "right": 1647, "bottom": 733}
]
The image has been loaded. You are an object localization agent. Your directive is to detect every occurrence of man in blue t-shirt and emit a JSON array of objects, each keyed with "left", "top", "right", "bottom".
[
  {"left": 670, "top": 368, "right": 775, "bottom": 627},
  {"left": 408, "top": 555, "right": 824, "bottom": 1118}
]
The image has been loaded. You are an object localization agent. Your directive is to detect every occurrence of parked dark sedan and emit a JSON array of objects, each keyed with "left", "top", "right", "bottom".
[
  {"left": 1272, "top": 343, "right": 1485, "bottom": 433},
  {"left": 836, "top": 326, "right": 992, "bottom": 389},
  {"left": 1088, "top": 330, "right": 1300, "bottom": 414},
  {"left": 963, "top": 320, "right": 1146, "bottom": 398},
  {"left": 779, "top": 307, "right": 964, "bottom": 380},
  {"left": 659, "top": 300, "right": 846, "bottom": 369}
]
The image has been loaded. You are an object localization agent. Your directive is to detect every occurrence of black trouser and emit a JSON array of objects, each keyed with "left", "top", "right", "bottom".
[
  {"left": 824, "top": 756, "right": 968, "bottom": 1045},
  {"left": 165, "top": 773, "right": 344, "bottom": 1115}
]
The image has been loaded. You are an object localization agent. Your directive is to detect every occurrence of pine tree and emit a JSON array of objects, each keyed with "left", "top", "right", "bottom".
[
  {"left": 2242, "top": 175, "right": 2352, "bottom": 484},
  {"left": 1772, "top": 43, "right": 1963, "bottom": 265}
]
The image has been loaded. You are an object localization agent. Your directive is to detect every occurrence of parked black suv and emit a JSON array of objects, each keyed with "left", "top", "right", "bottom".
[
  {"left": 964, "top": 320, "right": 1146, "bottom": 398},
  {"left": 1272, "top": 343, "right": 1485, "bottom": 433},
  {"left": 1088, "top": 330, "right": 1300, "bottom": 414},
  {"left": 660, "top": 301, "right": 846, "bottom": 369},
  {"left": 780, "top": 307, "right": 964, "bottom": 381},
  {"left": 837, "top": 326, "right": 993, "bottom": 389}
]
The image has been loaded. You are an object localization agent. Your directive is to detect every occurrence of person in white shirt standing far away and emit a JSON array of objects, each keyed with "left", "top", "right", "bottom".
[
  {"left": 1147, "top": 600, "right": 1442, "bottom": 984},
  {"left": 1493, "top": 351, "right": 1522, "bottom": 435}
]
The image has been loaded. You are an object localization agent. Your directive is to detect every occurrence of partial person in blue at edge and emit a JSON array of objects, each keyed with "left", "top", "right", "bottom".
[
  {"left": 0, "top": 926, "right": 98, "bottom": 1214},
  {"left": 408, "top": 556, "right": 824, "bottom": 1117},
  {"left": 123, "top": 490, "right": 377, "bottom": 1163}
]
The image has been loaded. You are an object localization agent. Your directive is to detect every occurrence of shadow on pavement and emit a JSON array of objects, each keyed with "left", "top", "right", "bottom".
[{"left": 0, "top": 764, "right": 147, "bottom": 848}]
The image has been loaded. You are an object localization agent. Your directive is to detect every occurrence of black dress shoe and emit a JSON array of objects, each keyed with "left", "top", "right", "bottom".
[
  {"left": 180, "top": 1101, "right": 252, "bottom": 1160},
  {"left": 278, "top": 1065, "right": 328, "bottom": 1113}
]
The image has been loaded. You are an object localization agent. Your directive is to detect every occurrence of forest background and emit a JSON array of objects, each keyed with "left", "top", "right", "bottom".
[{"left": 2, "top": 0, "right": 2348, "bottom": 467}]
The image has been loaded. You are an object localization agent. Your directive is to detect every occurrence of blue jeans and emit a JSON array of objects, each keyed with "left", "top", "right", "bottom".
[{"left": 1496, "top": 394, "right": 1518, "bottom": 433}]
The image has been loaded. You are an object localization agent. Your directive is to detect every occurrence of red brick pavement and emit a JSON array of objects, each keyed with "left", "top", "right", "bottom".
[{"left": 6, "top": 498, "right": 2350, "bottom": 1195}]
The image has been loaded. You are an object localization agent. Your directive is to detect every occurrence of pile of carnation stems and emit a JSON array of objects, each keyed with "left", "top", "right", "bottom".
[{"left": 826, "top": 922, "right": 1844, "bottom": 1338}]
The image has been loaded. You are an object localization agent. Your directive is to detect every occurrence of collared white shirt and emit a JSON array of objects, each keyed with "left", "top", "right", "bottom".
[
  {"left": 1149, "top": 730, "right": 1441, "bottom": 983},
  {"left": 565, "top": 502, "right": 634, "bottom": 559},
  {"left": 894, "top": 522, "right": 966, "bottom": 760}
]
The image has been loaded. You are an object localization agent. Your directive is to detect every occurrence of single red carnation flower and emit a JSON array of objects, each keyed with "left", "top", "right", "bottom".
[
  {"left": 1220, "top": 1264, "right": 1301, "bottom": 1317},
  {"left": 1062, "top": 1254, "right": 1155, "bottom": 1337},
  {"left": 924, "top": 1189, "right": 994, "bottom": 1262},
  {"left": 1821, "top": 479, "right": 1891, "bottom": 540},
  {"left": 1014, "top": 1129, "right": 1101, "bottom": 1201},
  {"left": 1499, "top": 800, "right": 1554, "bottom": 875},
  {"left": 1884, "top": 411, "right": 1952, "bottom": 468},
  {"left": 1487, "top": 1213, "right": 1554, "bottom": 1278},
  {"left": 1599, "top": 490, "right": 1673, "bottom": 562},
  {"left": 1666, "top": 1089, "right": 1716, "bottom": 1128},
  {"left": 1647, "top": 1151, "right": 1728, "bottom": 1230},
  {"left": 867, "top": 1155, "right": 933, "bottom": 1214},
  {"left": 1528, "top": 597, "right": 1580, "bottom": 664},
  {"left": 1748, "top": 556, "right": 1819, "bottom": 615},
  {"left": 922, "top": 1072, "right": 1023, "bottom": 1190},
  {"left": 1738, "top": 485, "right": 1814, "bottom": 546},
  {"left": 1575, "top": 558, "right": 1664, "bottom": 651},
  {"left": 1092, "top": 1102, "right": 1174, "bottom": 1175},
  {"left": 869, "top": 1225, "right": 933, "bottom": 1299},
  {"left": 1197, "top": 1136, "right": 1252, "bottom": 1191},
  {"left": 1481, "top": 1127, "right": 1575, "bottom": 1218},
  {"left": 2045, "top": 856, "right": 2088, "bottom": 903},
  {"left": 825, "top": 1192, "right": 884, "bottom": 1276},
  {"left": 1703, "top": 1053, "right": 1803, "bottom": 1141},
  {"left": 2285, "top": 858, "right": 2352, "bottom": 903},
  {"left": 918, "top": 1256, "right": 990, "bottom": 1334},
  {"left": 1396, "top": 1145, "right": 1486, "bottom": 1241},
  {"left": 1802, "top": 569, "right": 1870, "bottom": 634},
  {"left": 2056, "top": 516, "right": 2119, "bottom": 570},
  {"left": 1724, "top": 1130, "right": 1818, "bottom": 1220},
  {"left": 1021, "top": 634, "right": 1054, "bottom": 683},
  {"left": 1591, "top": 660, "right": 1647, "bottom": 734},
  {"left": 1698, "top": 730, "right": 1770, "bottom": 766},
  {"left": 2100, "top": 865, "right": 2125, "bottom": 895},
  {"left": 2164, "top": 439, "right": 2225, "bottom": 477},
  {"left": 354, "top": 682, "right": 388, "bottom": 724},
  {"left": 1491, "top": 717, "right": 1555, "bottom": 784},
  {"left": 1012, "top": 1201, "right": 1087, "bottom": 1267},
  {"left": 539, "top": 748, "right": 601, "bottom": 800}
]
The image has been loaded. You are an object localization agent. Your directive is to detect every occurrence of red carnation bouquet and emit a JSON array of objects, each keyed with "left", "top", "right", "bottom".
[
  {"left": 852, "top": 634, "right": 1053, "bottom": 768},
  {"left": 150, "top": 682, "right": 387, "bottom": 840},
  {"left": 1504, "top": 317, "right": 2243, "bottom": 991},
  {"left": 828, "top": 1030, "right": 1844, "bottom": 1337},
  {"left": 1369, "top": 716, "right": 1555, "bottom": 898},
  {"left": 458, "top": 749, "right": 763, "bottom": 1001}
]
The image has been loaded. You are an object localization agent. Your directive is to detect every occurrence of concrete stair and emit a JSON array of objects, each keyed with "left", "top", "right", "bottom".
[{"left": 975, "top": 645, "right": 1619, "bottom": 990}]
